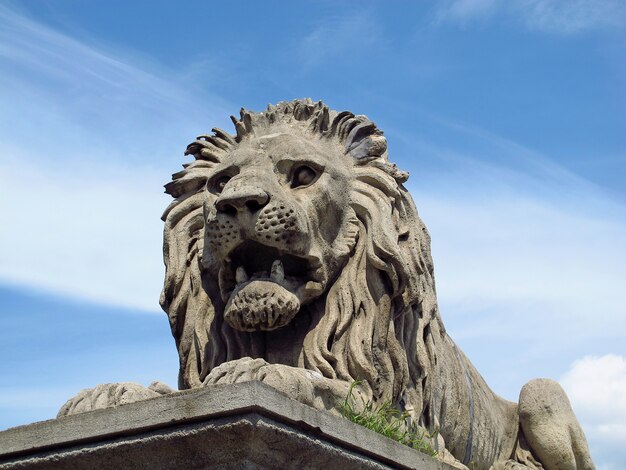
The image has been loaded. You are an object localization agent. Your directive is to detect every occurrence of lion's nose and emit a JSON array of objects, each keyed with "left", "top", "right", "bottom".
[{"left": 215, "top": 186, "right": 270, "bottom": 215}]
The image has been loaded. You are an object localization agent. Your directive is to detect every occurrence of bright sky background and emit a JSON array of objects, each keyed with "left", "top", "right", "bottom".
[{"left": 0, "top": 1, "right": 624, "bottom": 467}]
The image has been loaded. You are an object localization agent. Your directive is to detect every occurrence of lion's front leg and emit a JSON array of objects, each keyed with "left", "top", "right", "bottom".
[{"left": 203, "top": 357, "right": 354, "bottom": 413}]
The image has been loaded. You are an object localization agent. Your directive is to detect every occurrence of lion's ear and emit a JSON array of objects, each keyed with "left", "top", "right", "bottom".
[
  {"left": 393, "top": 187, "right": 433, "bottom": 307},
  {"left": 331, "top": 211, "right": 360, "bottom": 261}
]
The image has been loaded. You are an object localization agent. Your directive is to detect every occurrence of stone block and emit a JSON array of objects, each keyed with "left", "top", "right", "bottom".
[{"left": 0, "top": 382, "right": 453, "bottom": 469}]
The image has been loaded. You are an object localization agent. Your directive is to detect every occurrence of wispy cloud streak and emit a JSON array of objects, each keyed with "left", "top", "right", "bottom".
[
  {"left": 0, "top": 4, "right": 206, "bottom": 113},
  {"left": 0, "top": 5, "right": 230, "bottom": 311},
  {"left": 299, "top": 11, "right": 383, "bottom": 69},
  {"left": 435, "top": 0, "right": 626, "bottom": 34}
]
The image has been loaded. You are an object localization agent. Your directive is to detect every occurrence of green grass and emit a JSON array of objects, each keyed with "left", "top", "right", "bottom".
[{"left": 339, "top": 381, "right": 438, "bottom": 457}]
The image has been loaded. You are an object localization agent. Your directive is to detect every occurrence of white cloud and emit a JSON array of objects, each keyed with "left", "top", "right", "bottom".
[
  {"left": 561, "top": 355, "right": 626, "bottom": 469},
  {"left": 435, "top": 0, "right": 626, "bottom": 33},
  {"left": 0, "top": 155, "right": 167, "bottom": 312}
]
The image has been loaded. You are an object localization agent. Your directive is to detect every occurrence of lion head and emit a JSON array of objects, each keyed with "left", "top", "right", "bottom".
[
  {"left": 201, "top": 127, "right": 358, "bottom": 332},
  {"left": 161, "top": 99, "right": 444, "bottom": 417}
]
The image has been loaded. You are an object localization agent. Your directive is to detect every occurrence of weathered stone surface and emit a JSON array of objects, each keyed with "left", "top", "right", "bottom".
[
  {"left": 0, "top": 382, "right": 455, "bottom": 470},
  {"left": 57, "top": 99, "right": 595, "bottom": 469}
]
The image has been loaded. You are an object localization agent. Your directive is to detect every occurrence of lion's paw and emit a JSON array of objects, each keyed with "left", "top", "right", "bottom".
[
  {"left": 256, "top": 363, "right": 318, "bottom": 400},
  {"left": 203, "top": 357, "right": 270, "bottom": 385},
  {"left": 57, "top": 381, "right": 173, "bottom": 417},
  {"left": 204, "top": 358, "right": 354, "bottom": 412}
]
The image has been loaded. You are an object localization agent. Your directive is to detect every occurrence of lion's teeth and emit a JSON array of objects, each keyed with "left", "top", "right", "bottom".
[
  {"left": 270, "top": 259, "right": 284, "bottom": 283},
  {"left": 236, "top": 266, "right": 248, "bottom": 283}
]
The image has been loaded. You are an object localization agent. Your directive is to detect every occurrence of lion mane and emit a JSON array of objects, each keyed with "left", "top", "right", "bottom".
[{"left": 160, "top": 98, "right": 444, "bottom": 417}]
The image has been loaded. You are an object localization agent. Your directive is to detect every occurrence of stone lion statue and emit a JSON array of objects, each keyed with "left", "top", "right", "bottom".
[{"left": 60, "top": 99, "right": 594, "bottom": 470}]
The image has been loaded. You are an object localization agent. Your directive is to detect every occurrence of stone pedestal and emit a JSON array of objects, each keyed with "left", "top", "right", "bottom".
[{"left": 0, "top": 382, "right": 454, "bottom": 469}]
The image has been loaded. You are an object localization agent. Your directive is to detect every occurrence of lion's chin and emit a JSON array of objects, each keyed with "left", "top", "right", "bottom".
[{"left": 224, "top": 280, "right": 300, "bottom": 332}]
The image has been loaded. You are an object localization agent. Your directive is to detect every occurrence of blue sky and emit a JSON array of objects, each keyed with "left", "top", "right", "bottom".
[{"left": 0, "top": 0, "right": 624, "bottom": 467}]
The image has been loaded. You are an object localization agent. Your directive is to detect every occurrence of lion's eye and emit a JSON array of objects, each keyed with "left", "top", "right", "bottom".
[
  {"left": 213, "top": 175, "right": 231, "bottom": 193},
  {"left": 291, "top": 165, "right": 317, "bottom": 188}
]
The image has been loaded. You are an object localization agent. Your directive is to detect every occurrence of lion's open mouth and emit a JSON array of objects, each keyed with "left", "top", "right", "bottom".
[
  {"left": 218, "top": 241, "right": 324, "bottom": 302},
  {"left": 217, "top": 241, "right": 324, "bottom": 331}
]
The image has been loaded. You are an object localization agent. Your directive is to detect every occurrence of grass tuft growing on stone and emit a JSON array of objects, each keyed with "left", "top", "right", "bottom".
[{"left": 339, "top": 381, "right": 438, "bottom": 457}]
